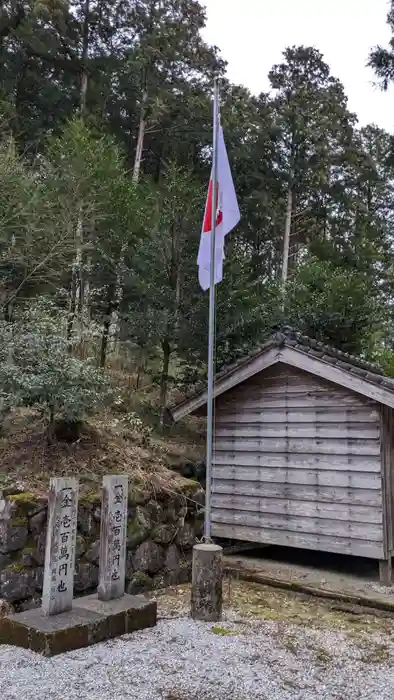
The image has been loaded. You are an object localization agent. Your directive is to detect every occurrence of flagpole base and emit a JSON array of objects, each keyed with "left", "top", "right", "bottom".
[{"left": 190, "top": 543, "right": 223, "bottom": 622}]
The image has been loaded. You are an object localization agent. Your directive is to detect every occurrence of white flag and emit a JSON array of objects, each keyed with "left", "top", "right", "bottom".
[{"left": 197, "top": 126, "right": 240, "bottom": 291}]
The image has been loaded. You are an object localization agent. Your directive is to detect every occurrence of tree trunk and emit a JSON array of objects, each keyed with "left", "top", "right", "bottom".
[
  {"left": 132, "top": 87, "right": 148, "bottom": 184},
  {"left": 108, "top": 82, "right": 148, "bottom": 351},
  {"left": 99, "top": 281, "right": 116, "bottom": 368},
  {"left": 281, "top": 185, "right": 293, "bottom": 287},
  {"left": 159, "top": 338, "right": 171, "bottom": 427},
  {"left": 67, "top": 269, "right": 77, "bottom": 345},
  {"left": 68, "top": 0, "right": 90, "bottom": 344}
]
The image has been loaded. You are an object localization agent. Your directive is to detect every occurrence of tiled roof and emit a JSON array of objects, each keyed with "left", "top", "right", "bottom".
[{"left": 172, "top": 327, "right": 394, "bottom": 413}]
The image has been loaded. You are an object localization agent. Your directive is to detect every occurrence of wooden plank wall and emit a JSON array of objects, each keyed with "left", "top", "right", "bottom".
[{"left": 211, "top": 363, "right": 385, "bottom": 559}]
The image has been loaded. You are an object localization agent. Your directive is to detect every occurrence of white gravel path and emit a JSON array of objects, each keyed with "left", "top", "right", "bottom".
[{"left": 1, "top": 614, "right": 394, "bottom": 700}]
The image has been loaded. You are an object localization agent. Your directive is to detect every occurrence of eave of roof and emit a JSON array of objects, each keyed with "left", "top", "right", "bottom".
[{"left": 171, "top": 329, "right": 394, "bottom": 421}]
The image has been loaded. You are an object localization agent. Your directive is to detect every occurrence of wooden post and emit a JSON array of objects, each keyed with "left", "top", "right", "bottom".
[
  {"left": 379, "top": 558, "right": 392, "bottom": 586},
  {"left": 42, "top": 478, "right": 79, "bottom": 616},
  {"left": 191, "top": 543, "right": 223, "bottom": 622},
  {"left": 98, "top": 475, "right": 128, "bottom": 601}
]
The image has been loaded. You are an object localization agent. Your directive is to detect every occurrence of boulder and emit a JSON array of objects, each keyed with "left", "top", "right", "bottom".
[
  {"left": 78, "top": 505, "right": 99, "bottom": 538},
  {"left": 166, "top": 500, "right": 187, "bottom": 525},
  {"left": 0, "top": 553, "right": 12, "bottom": 570},
  {"left": 84, "top": 540, "right": 100, "bottom": 564},
  {"left": 126, "top": 572, "right": 153, "bottom": 595},
  {"left": 132, "top": 540, "right": 164, "bottom": 575},
  {"left": 176, "top": 522, "right": 196, "bottom": 550},
  {"left": 178, "top": 554, "right": 193, "bottom": 584},
  {"left": 32, "top": 529, "right": 46, "bottom": 565},
  {"left": 151, "top": 523, "right": 177, "bottom": 546},
  {"left": 128, "top": 487, "right": 151, "bottom": 506},
  {"left": 28, "top": 509, "right": 47, "bottom": 536},
  {"left": 74, "top": 561, "right": 99, "bottom": 593},
  {"left": 164, "top": 544, "right": 180, "bottom": 573},
  {"left": 125, "top": 551, "right": 134, "bottom": 580},
  {"left": 145, "top": 500, "right": 164, "bottom": 524},
  {"left": 0, "top": 518, "right": 28, "bottom": 553},
  {"left": 0, "top": 565, "right": 36, "bottom": 602},
  {"left": 163, "top": 544, "right": 181, "bottom": 586},
  {"left": 19, "top": 545, "right": 36, "bottom": 567},
  {"left": 127, "top": 506, "right": 151, "bottom": 548},
  {"left": 76, "top": 534, "right": 87, "bottom": 558},
  {"left": 34, "top": 567, "right": 44, "bottom": 592}
]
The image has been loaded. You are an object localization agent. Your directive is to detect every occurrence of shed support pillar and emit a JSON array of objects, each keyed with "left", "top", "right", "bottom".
[
  {"left": 379, "top": 558, "right": 392, "bottom": 586},
  {"left": 191, "top": 543, "right": 223, "bottom": 622}
]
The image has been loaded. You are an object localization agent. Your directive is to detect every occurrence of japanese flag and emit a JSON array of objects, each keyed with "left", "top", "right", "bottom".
[{"left": 197, "top": 126, "right": 240, "bottom": 291}]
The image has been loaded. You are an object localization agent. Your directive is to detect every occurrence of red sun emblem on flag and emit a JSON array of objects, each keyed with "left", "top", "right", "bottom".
[{"left": 203, "top": 180, "right": 223, "bottom": 233}]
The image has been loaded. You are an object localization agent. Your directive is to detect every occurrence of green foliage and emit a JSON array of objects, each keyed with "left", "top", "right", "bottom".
[
  {"left": 284, "top": 257, "right": 386, "bottom": 356},
  {"left": 0, "top": 1, "right": 394, "bottom": 421},
  {"left": 369, "top": 2, "right": 394, "bottom": 89},
  {"left": 0, "top": 298, "right": 113, "bottom": 430}
]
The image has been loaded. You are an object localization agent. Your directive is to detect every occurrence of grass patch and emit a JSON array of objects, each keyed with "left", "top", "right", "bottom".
[
  {"left": 313, "top": 647, "right": 333, "bottom": 666},
  {"left": 211, "top": 626, "right": 236, "bottom": 636},
  {"left": 361, "top": 643, "right": 391, "bottom": 664}
]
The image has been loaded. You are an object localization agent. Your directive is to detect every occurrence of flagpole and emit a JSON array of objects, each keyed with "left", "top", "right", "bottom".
[{"left": 204, "top": 78, "right": 220, "bottom": 543}]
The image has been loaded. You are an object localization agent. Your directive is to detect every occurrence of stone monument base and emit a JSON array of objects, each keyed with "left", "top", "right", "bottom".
[{"left": 0, "top": 594, "right": 157, "bottom": 657}]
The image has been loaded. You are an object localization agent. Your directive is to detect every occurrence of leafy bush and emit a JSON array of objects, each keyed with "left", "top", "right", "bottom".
[{"left": 0, "top": 299, "right": 114, "bottom": 438}]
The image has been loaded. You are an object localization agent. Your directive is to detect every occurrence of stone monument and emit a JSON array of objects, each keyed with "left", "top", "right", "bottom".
[
  {"left": 97, "top": 475, "right": 128, "bottom": 601},
  {"left": 42, "top": 477, "right": 78, "bottom": 616},
  {"left": 0, "top": 475, "right": 157, "bottom": 656}
]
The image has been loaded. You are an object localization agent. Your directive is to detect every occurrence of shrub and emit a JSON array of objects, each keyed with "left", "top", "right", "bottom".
[{"left": 0, "top": 298, "right": 114, "bottom": 439}]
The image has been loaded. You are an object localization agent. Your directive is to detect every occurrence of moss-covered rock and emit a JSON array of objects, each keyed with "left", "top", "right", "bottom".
[
  {"left": 0, "top": 553, "right": 11, "bottom": 570},
  {"left": 80, "top": 491, "right": 101, "bottom": 508},
  {"left": 84, "top": 539, "right": 100, "bottom": 564},
  {"left": 74, "top": 561, "right": 99, "bottom": 593},
  {"left": 0, "top": 565, "right": 36, "bottom": 601},
  {"left": 176, "top": 522, "right": 196, "bottom": 550},
  {"left": 165, "top": 500, "right": 187, "bottom": 525},
  {"left": 78, "top": 505, "right": 99, "bottom": 537},
  {"left": 7, "top": 492, "right": 44, "bottom": 517},
  {"left": 32, "top": 529, "right": 46, "bottom": 565},
  {"left": 145, "top": 500, "right": 164, "bottom": 524},
  {"left": 164, "top": 544, "right": 180, "bottom": 573},
  {"left": 29, "top": 509, "right": 47, "bottom": 535},
  {"left": 132, "top": 540, "right": 164, "bottom": 575},
  {"left": 76, "top": 534, "right": 87, "bottom": 558},
  {"left": 151, "top": 523, "right": 177, "bottom": 546},
  {"left": 128, "top": 487, "right": 151, "bottom": 506},
  {"left": 127, "top": 506, "right": 151, "bottom": 548},
  {"left": 0, "top": 519, "right": 28, "bottom": 553},
  {"left": 126, "top": 571, "right": 153, "bottom": 595},
  {"left": 10, "top": 516, "right": 28, "bottom": 527},
  {"left": 19, "top": 543, "right": 37, "bottom": 567},
  {"left": 178, "top": 555, "right": 192, "bottom": 585}
]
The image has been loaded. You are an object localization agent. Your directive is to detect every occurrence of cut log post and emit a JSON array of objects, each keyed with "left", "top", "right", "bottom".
[{"left": 191, "top": 543, "right": 223, "bottom": 622}]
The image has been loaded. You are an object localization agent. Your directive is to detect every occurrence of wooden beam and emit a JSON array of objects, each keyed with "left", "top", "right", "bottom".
[
  {"left": 172, "top": 343, "right": 394, "bottom": 421},
  {"left": 172, "top": 347, "right": 280, "bottom": 421},
  {"left": 281, "top": 347, "right": 394, "bottom": 409}
]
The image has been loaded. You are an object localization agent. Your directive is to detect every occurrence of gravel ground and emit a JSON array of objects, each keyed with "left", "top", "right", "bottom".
[{"left": 1, "top": 585, "right": 394, "bottom": 700}]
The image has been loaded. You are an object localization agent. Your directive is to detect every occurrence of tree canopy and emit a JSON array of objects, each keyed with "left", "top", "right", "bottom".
[{"left": 0, "top": 0, "right": 394, "bottom": 429}]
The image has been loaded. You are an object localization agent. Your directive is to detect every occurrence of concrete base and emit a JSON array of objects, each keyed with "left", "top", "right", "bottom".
[
  {"left": 0, "top": 594, "right": 157, "bottom": 657},
  {"left": 191, "top": 543, "right": 223, "bottom": 622}
]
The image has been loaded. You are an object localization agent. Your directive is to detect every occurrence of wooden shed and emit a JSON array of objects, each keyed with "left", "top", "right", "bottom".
[{"left": 172, "top": 331, "right": 394, "bottom": 584}]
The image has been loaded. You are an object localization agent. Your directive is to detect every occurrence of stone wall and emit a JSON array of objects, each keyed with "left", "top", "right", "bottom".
[{"left": 0, "top": 482, "right": 204, "bottom": 611}]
